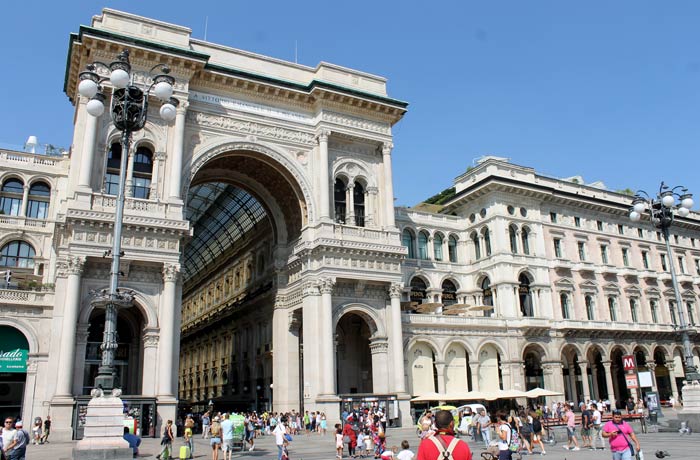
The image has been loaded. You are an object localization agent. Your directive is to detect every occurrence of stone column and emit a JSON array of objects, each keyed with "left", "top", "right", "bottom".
[
  {"left": 150, "top": 151, "right": 165, "bottom": 200},
  {"left": 366, "top": 187, "right": 378, "bottom": 227},
  {"left": 602, "top": 360, "right": 617, "bottom": 406},
  {"left": 78, "top": 102, "right": 99, "bottom": 189},
  {"left": 158, "top": 263, "right": 180, "bottom": 397},
  {"left": 389, "top": 283, "right": 407, "bottom": 394},
  {"left": 469, "top": 363, "right": 480, "bottom": 391},
  {"left": 346, "top": 183, "right": 355, "bottom": 225},
  {"left": 302, "top": 281, "right": 321, "bottom": 404},
  {"left": 142, "top": 328, "right": 159, "bottom": 396},
  {"left": 72, "top": 324, "right": 90, "bottom": 395},
  {"left": 592, "top": 368, "right": 601, "bottom": 399},
  {"left": 319, "top": 277, "right": 336, "bottom": 396},
  {"left": 381, "top": 142, "right": 396, "bottom": 228},
  {"left": 578, "top": 361, "right": 592, "bottom": 402},
  {"left": 666, "top": 361, "right": 680, "bottom": 401},
  {"left": 125, "top": 146, "right": 136, "bottom": 197},
  {"left": 54, "top": 256, "right": 85, "bottom": 397},
  {"left": 542, "top": 361, "right": 565, "bottom": 407},
  {"left": 20, "top": 185, "right": 30, "bottom": 217},
  {"left": 272, "top": 305, "right": 301, "bottom": 411},
  {"left": 317, "top": 130, "right": 331, "bottom": 220},
  {"left": 370, "top": 337, "right": 390, "bottom": 393},
  {"left": 168, "top": 102, "right": 188, "bottom": 200},
  {"left": 435, "top": 361, "right": 446, "bottom": 395}
]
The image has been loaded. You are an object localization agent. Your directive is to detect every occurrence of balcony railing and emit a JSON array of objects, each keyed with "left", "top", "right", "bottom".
[
  {"left": 0, "top": 216, "right": 49, "bottom": 229},
  {"left": 0, "top": 288, "right": 55, "bottom": 306},
  {"left": 90, "top": 193, "right": 171, "bottom": 214}
]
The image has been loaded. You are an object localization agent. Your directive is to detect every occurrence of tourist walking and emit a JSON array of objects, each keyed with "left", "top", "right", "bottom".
[
  {"left": 416, "top": 410, "right": 472, "bottom": 460},
  {"left": 274, "top": 416, "right": 289, "bottom": 460},
  {"left": 40, "top": 416, "right": 51, "bottom": 444},
  {"left": 157, "top": 420, "right": 174, "bottom": 460},
  {"left": 530, "top": 412, "right": 546, "bottom": 455},
  {"left": 602, "top": 410, "right": 641, "bottom": 460},
  {"left": 210, "top": 416, "right": 222, "bottom": 460},
  {"left": 184, "top": 414, "right": 195, "bottom": 458},
  {"left": 561, "top": 404, "right": 580, "bottom": 451},
  {"left": 496, "top": 412, "right": 513, "bottom": 460},
  {"left": 202, "top": 412, "right": 211, "bottom": 439},
  {"left": 476, "top": 408, "right": 492, "bottom": 448},
  {"left": 336, "top": 426, "right": 345, "bottom": 458},
  {"left": 343, "top": 418, "right": 358, "bottom": 458},
  {"left": 220, "top": 413, "right": 234, "bottom": 460},
  {"left": 591, "top": 403, "right": 604, "bottom": 450},
  {"left": 31, "top": 418, "right": 42, "bottom": 445}
]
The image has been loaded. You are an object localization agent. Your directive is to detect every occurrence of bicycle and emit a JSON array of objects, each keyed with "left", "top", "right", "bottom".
[{"left": 542, "top": 422, "right": 557, "bottom": 446}]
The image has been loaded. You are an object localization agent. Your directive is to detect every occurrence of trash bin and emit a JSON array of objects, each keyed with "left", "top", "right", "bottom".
[{"left": 649, "top": 411, "right": 658, "bottom": 424}]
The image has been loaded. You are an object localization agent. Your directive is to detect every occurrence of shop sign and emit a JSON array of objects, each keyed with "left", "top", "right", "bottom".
[
  {"left": 622, "top": 354, "right": 639, "bottom": 389},
  {"left": 0, "top": 348, "right": 28, "bottom": 373}
]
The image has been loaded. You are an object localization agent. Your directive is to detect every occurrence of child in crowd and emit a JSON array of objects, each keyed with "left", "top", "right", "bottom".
[
  {"left": 364, "top": 429, "right": 374, "bottom": 457},
  {"left": 336, "top": 426, "right": 344, "bottom": 459},
  {"left": 357, "top": 430, "right": 365, "bottom": 458},
  {"left": 396, "top": 440, "right": 414, "bottom": 460}
]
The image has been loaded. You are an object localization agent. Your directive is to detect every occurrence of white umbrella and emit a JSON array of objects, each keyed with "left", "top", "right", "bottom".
[
  {"left": 525, "top": 387, "right": 564, "bottom": 398},
  {"left": 410, "top": 392, "right": 446, "bottom": 402}
]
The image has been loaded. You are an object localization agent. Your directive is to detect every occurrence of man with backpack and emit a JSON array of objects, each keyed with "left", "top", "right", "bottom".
[{"left": 416, "top": 410, "right": 472, "bottom": 460}]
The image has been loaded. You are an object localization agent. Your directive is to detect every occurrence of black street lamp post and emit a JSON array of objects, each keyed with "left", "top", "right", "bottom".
[
  {"left": 629, "top": 183, "right": 699, "bottom": 383},
  {"left": 78, "top": 49, "right": 178, "bottom": 391}
]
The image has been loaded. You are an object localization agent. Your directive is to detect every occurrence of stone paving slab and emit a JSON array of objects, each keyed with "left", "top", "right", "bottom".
[{"left": 22, "top": 426, "right": 700, "bottom": 460}]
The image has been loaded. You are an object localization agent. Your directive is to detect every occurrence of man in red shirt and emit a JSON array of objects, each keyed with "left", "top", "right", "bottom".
[{"left": 417, "top": 410, "right": 472, "bottom": 460}]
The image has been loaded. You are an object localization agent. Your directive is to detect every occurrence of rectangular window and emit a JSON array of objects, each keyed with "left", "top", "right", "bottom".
[
  {"left": 679, "top": 256, "right": 686, "bottom": 274},
  {"left": 692, "top": 238, "right": 696, "bottom": 248},
  {"left": 574, "top": 216, "right": 581, "bottom": 227},
  {"left": 554, "top": 238, "right": 562, "bottom": 258},
  {"left": 638, "top": 228, "right": 644, "bottom": 238},
  {"left": 622, "top": 248, "right": 630, "bottom": 267},
  {"left": 630, "top": 300, "right": 639, "bottom": 323},
  {"left": 656, "top": 232, "right": 661, "bottom": 241},
  {"left": 670, "top": 301, "right": 678, "bottom": 325},
  {"left": 597, "top": 220, "right": 603, "bottom": 231},
  {"left": 600, "top": 245, "right": 608, "bottom": 264},
  {"left": 608, "top": 297, "right": 618, "bottom": 321},
  {"left": 618, "top": 224, "right": 624, "bottom": 235},
  {"left": 642, "top": 251, "right": 650, "bottom": 269},
  {"left": 661, "top": 254, "right": 668, "bottom": 271},
  {"left": 688, "top": 302, "right": 696, "bottom": 326},
  {"left": 550, "top": 212, "right": 558, "bottom": 223},
  {"left": 586, "top": 296, "right": 595, "bottom": 321},
  {"left": 105, "top": 173, "right": 120, "bottom": 196},
  {"left": 650, "top": 301, "right": 659, "bottom": 323},
  {"left": 674, "top": 235, "right": 679, "bottom": 244},
  {"left": 578, "top": 241, "right": 586, "bottom": 261},
  {"left": 132, "top": 176, "right": 151, "bottom": 199},
  {"left": 696, "top": 259, "right": 700, "bottom": 276}
]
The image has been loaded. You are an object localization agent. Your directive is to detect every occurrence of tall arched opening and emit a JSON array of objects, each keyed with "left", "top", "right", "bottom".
[
  {"left": 0, "top": 326, "right": 30, "bottom": 421},
  {"left": 336, "top": 313, "right": 374, "bottom": 394}
]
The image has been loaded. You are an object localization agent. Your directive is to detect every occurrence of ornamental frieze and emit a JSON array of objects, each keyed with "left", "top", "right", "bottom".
[{"left": 186, "top": 111, "right": 316, "bottom": 145}]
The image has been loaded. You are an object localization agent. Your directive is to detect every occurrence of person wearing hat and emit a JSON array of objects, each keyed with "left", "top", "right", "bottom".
[
  {"left": 10, "top": 420, "right": 29, "bottom": 460},
  {"left": 602, "top": 410, "right": 641, "bottom": 460}
]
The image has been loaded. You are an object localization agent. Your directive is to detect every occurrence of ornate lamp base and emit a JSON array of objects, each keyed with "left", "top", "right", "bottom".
[{"left": 74, "top": 388, "right": 133, "bottom": 460}]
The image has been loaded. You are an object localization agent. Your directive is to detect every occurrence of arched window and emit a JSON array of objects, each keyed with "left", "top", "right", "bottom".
[
  {"left": 471, "top": 232, "right": 481, "bottom": 260},
  {"left": 105, "top": 143, "right": 122, "bottom": 196},
  {"left": 669, "top": 301, "right": 678, "bottom": 325},
  {"left": 560, "top": 292, "right": 571, "bottom": 319},
  {"left": 402, "top": 229, "right": 415, "bottom": 259},
  {"left": 441, "top": 280, "right": 457, "bottom": 307},
  {"left": 608, "top": 297, "right": 618, "bottom": 321},
  {"left": 353, "top": 181, "right": 365, "bottom": 227},
  {"left": 410, "top": 277, "right": 428, "bottom": 305},
  {"left": 585, "top": 295, "right": 595, "bottom": 321},
  {"left": 521, "top": 227, "right": 530, "bottom": 255},
  {"left": 0, "top": 178, "right": 24, "bottom": 216},
  {"left": 509, "top": 225, "right": 518, "bottom": 253},
  {"left": 0, "top": 240, "right": 36, "bottom": 268},
  {"left": 483, "top": 228, "right": 492, "bottom": 256},
  {"left": 448, "top": 235, "right": 458, "bottom": 263},
  {"left": 27, "top": 181, "right": 50, "bottom": 219},
  {"left": 433, "top": 233, "right": 444, "bottom": 261},
  {"left": 418, "top": 231, "right": 429, "bottom": 260},
  {"left": 519, "top": 274, "right": 533, "bottom": 317},
  {"left": 334, "top": 178, "right": 347, "bottom": 224},
  {"left": 481, "top": 277, "right": 494, "bottom": 317},
  {"left": 132, "top": 145, "right": 153, "bottom": 199}
]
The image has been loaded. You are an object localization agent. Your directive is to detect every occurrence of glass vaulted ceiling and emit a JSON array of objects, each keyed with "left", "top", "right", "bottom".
[{"left": 183, "top": 182, "right": 267, "bottom": 282}]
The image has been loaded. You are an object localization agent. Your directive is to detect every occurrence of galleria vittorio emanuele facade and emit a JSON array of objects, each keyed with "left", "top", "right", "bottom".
[{"left": 1, "top": 8, "right": 699, "bottom": 441}]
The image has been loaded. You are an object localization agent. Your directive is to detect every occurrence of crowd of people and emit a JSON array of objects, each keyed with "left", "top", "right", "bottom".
[
  {"left": 0, "top": 415, "right": 51, "bottom": 460},
  {"left": 414, "top": 398, "right": 645, "bottom": 460}
]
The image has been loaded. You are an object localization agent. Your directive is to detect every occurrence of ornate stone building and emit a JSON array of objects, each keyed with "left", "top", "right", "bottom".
[{"left": 1, "top": 8, "right": 699, "bottom": 442}]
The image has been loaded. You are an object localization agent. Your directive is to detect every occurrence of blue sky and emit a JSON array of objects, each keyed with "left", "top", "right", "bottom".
[{"left": 2, "top": 1, "right": 699, "bottom": 206}]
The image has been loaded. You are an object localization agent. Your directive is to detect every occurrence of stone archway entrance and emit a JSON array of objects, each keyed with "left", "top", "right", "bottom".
[
  {"left": 0, "top": 326, "right": 30, "bottom": 421},
  {"left": 336, "top": 313, "right": 374, "bottom": 394}
]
